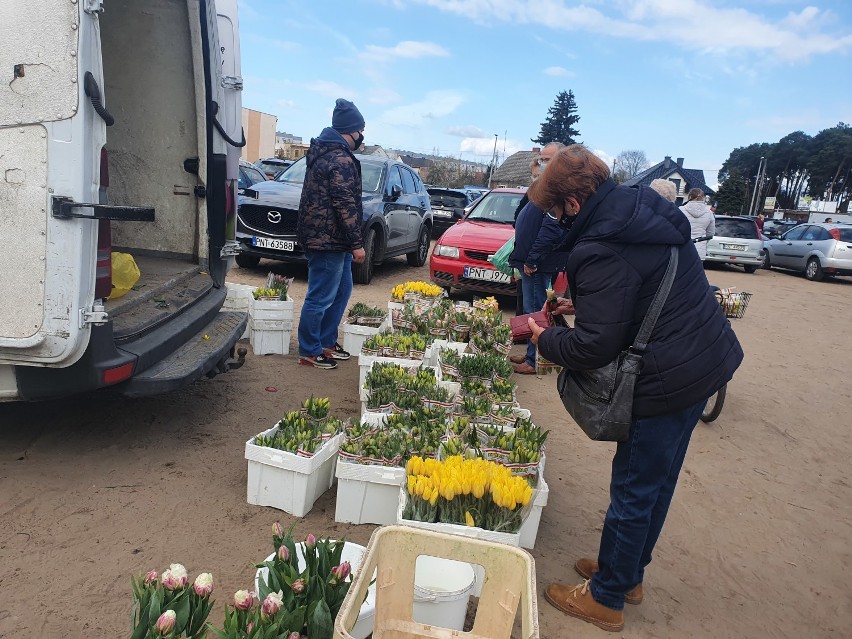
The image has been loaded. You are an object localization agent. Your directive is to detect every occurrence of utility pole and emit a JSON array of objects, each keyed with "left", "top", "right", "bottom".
[
  {"left": 487, "top": 134, "right": 498, "bottom": 188},
  {"left": 748, "top": 156, "right": 765, "bottom": 216}
]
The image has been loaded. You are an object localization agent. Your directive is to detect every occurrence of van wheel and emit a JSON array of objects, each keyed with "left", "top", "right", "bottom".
[
  {"left": 353, "top": 228, "right": 376, "bottom": 285},
  {"left": 407, "top": 225, "right": 430, "bottom": 267},
  {"left": 805, "top": 257, "right": 824, "bottom": 281},
  {"left": 235, "top": 254, "right": 260, "bottom": 269}
]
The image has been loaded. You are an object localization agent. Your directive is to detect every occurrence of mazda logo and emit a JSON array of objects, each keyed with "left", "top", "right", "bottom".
[{"left": 267, "top": 210, "right": 281, "bottom": 224}]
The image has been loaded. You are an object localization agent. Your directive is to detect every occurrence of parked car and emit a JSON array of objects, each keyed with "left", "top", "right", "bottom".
[
  {"left": 236, "top": 156, "right": 433, "bottom": 284},
  {"left": 427, "top": 187, "right": 478, "bottom": 237},
  {"left": 763, "top": 223, "right": 852, "bottom": 281},
  {"left": 464, "top": 186, "right": 490, "bottom": 202},
  {"left": 430, "top": 188, "right": 524, "bottom": 296},
  {"left": 254, "top": 157, "right": 293, "bottom": 180},
  {"left": 238, "top": 160, "right": 268, "bottom": 195},
  {"left": 705, "top": 216, "right": 765, "bottom": 273},
  {"left": 762, "top": 219, "right": 800, "bottom": 239}
]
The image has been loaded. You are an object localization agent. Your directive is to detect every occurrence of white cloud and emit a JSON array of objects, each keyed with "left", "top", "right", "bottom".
[
  {"left": 305, "top": 80, "right": 357, "bottom": 99},
  {"left": 543, "top": 66, "right": 574, "bottom": 77},
  {"left": 592, "top": 148, "right": 614, "bottom": 168},
  {"left": 365, "top": 87, "right": 403, "bottom": 106},
  {"left": 446, "top": 125, "right": 489, "bottom": 138},
  {"left": 276, "top": 99, "right": 297, "bottom": 109},
  {"left": 363, "top": 40, "right": 450, "bottom": 59},
  {"left": 460, "top": 137, "right": 524, "bottom": 159},
  {"left": 378, "top": 91, "right": 466, "bottom": 128},
  {"left": 244, "top": 33, "right": 300, "bottom": 52},
  {"left": 408, "top": 0, "right": 852, "bottom": 62}
]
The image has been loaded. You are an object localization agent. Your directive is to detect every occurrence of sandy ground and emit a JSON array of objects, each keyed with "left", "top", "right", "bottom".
[{"left": 1, "top": 250, "right": 850, "bottom": 639}]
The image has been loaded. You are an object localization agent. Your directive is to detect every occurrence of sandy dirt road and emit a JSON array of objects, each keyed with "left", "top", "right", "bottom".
[{"left": 1, "top": 251, "right": 850, "bottom": 639}]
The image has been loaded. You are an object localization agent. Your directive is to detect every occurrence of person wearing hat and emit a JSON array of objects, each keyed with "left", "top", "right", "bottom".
[{"left": 296, "top": 98, "right": 367, "bottom": 369}]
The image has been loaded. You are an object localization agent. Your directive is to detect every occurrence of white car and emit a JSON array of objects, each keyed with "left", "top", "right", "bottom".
[
  {"left": 763, "top": 223, "right": 852, "bottom": 281},
  {"left": 705, "top": 216, "right": 765, "bottom": 273}
]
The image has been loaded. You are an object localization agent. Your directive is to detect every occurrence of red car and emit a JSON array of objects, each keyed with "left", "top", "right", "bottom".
[{"left": 430, "top": 188, "right": 525, "bottom": 296}]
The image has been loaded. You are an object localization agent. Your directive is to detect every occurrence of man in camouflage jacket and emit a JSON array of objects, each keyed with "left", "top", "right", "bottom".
[{"left": 296, "top": 99, "right": 367, "bottom": 369}]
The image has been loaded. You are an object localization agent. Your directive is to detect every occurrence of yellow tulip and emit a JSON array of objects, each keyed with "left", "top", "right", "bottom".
[
  {"left": 407, "top": 475, "right": 416, "bottom": 495},
  {"left": 465, "top": 511, "right": 475, "bottom": 527}
]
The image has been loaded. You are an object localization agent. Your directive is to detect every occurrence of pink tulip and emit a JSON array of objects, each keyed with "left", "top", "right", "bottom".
[
  {"left": 233, "top": 589, "right": 255, "bottom": 610},
  {"left": 332, "top": 561, "right": 351, "bottom": 581},
  {"left": 261, "top": 591, "right": 283, "bottom": 617},
  {"left": 161, "top": 564, "right": 188, "bottom": 591},
  {"left": 305, "top": 534, "right": 316, "bottom": 550},
  {"left": 155, "top": 609, "right": 176, "bottom": 635},
  {"left": 272, "top": 521, "right": 284, "bottom": 539},
  {"left": 246, "top": 622, "right": 255, "bottom": 633},
  {"left": 193, "top": 572, "right": 214, "bottom": 597},
  {"left": 143, "top": 570, "right": 158, "bottom": 586},
  {"left": 277, "top": 545, "right": 289, "bottom": 561},
  {"left": 291, "top": 579, "right": 305, "bottom": 594},
  {"left": 288, "top": 633, "right": 301, "bottom": 639}
]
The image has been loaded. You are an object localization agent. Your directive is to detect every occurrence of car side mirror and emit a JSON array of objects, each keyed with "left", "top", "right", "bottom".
[{"left": 389, "top": 184, "right": 403, "bottom": 200}]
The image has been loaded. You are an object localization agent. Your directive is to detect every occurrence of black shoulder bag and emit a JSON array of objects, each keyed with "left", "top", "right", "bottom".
[{"left": 557, "top": 245, "right": 679, "bottom": 442}]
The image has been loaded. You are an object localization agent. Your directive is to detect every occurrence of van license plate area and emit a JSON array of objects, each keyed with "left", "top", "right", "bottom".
[
  {"left": 253, "top": 237, "right": 294, "bottom": 251},
  {"left": 722, "top": 244, "right": 747, "bottom": 251}
]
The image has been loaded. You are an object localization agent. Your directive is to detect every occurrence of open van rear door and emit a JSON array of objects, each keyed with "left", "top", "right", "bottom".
[{"left": 0, "top": 1, "right": 92, "bottom": 366}]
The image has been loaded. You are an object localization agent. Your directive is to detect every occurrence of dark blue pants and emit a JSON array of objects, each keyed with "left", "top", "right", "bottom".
[
  {"left": 590, "top": 399, "right": 707, "bottom": 610},
  {"left": 297, "top": 251, "right": 353, "bottom": 357},
  {"left": 521, "top": 271, "right": 551, "bottom": 365}
]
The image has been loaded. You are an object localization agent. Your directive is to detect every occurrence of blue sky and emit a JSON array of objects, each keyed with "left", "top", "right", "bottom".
[{"left": 238, "top": 0, "right": 852, "bottom": 187}]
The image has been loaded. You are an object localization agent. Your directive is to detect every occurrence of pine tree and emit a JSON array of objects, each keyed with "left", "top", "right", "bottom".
[{"left": 532, "top": 90, "right": 581, "bottom": 146}]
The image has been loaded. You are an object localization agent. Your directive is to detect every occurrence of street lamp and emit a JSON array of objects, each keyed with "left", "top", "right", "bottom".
[{"left": 487, "top": 134, "right": 498, "bottom": 188}]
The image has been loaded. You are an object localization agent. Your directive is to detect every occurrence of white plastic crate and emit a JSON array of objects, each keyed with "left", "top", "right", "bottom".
[
  {"left": 335, "top": 459, "right": 406, "bottom": 525},
  {"left": 223, "top": 283, "right": 256, "bottom": 338},
  {"left": 250, "top": 296, "right": 294, "bottom": 321},
  {"left": 250, "top": 329, "right": 291, "bottom": 356},
  {"left": 425, "top": 340, "right": 467, "bottom": 367},
  {"left": 342, "top": 318, "right": 389, "bottom": 357},
  {"left": 245, "top": 427, "right": 343, "bottom": 517},
  {"left": 518, "top": 476, "right": 549, "bottom": 550},
  {"left": 358, "top": 354, "right": 429, "bottom": 392}
]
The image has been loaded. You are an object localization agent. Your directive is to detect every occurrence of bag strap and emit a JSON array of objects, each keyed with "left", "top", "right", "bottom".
[{"left": 631, "top": 245, "right": 679, "bottom": 354}]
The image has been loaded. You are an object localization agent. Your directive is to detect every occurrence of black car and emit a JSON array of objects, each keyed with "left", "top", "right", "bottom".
[
  {"left": 235, "top": 156, "right": 433, "bottom": 284},
  {"left": 238, "top": 160, "right": 268, "bottom": 195},
  {"left": 427, "top": 187, "right": 477, "bottom": 237},
  {"left": 762, "top": 219, "right": 800, "bottom": 239},
  {"left": 254, "top": 157, "right": 293, "bottom": 180}
]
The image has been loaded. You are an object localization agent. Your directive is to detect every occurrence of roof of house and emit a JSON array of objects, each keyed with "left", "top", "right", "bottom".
[
  {"left": 399, "top": 155, "right": 432, "bottom": 169},
  {"left": 491, "top": 151, "right": 536, "bottom": 186},
  {"left": 623, "top": 156, "right": 715, "bottom": 195}
]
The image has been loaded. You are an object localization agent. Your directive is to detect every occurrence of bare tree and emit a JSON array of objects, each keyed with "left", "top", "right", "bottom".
[{"left": 613, "top": 149, "right": 650, "bottom": 183}]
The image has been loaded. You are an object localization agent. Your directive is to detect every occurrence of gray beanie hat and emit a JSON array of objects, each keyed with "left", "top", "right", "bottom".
[{"left": 332, "top": 98, "right": 365, "bottom": 134}]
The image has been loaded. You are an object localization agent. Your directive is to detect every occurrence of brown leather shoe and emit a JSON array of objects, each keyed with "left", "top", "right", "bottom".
[
  {"left": 512, "top": 362, "right": 536, "bottom": 375},
  {"left": 509, "top": 354, "right": 526, "bottom": 364},
  {"left": 574, "top": 558, "right": 644, "bottom": 605},
  {"left": 544, "top": 580, "right": 624, "bottom": 632}
]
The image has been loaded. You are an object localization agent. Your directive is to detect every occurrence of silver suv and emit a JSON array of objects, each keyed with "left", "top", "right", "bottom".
[
  {"left": 763, "top": 223, "right": 852, "bottom": 281},
  {"left": 705, "top": 216, "right": 764, "bottom": 273}
]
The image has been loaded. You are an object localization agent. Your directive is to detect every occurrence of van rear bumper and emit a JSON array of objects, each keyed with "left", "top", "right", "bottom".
[{"left": 15, "top": 288, "right": 246, "bottom": 401}]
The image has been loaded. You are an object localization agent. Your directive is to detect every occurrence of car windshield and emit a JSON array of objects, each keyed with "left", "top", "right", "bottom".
[
  {"left": 275, "top": 157, "right": 383, "bottom": 193},
  {"left": 715, "top": 218, "right": 758, "bottom": 239},
  {"left": 466, "top": 192, "right": 522, "bottom": 224}
]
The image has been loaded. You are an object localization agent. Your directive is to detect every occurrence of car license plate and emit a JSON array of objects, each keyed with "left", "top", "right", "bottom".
[
  {"left": 722, "top": 243, "right": 747, "bottom": 251},
  {"left": 432, "top": 210, "right": 452, "bottom": 217},
  {"left": 464, "top": 266, "right": 511, "bottom": 283},
  {"left": 253, "top": 237, "right": 295, "bottom": 251}
]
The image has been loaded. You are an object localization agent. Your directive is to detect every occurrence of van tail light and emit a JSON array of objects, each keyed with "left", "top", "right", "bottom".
[
  {"left": 95, "top": 148, "right": 113, "bottom": 299},
  {"left": 829, "top": 228, "right": 841, "bottom": 241}
]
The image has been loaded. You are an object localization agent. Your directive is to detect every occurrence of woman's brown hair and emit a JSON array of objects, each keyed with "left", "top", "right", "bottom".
[{"left": 527, "top": 144, "right": 610, "bottom": 212}]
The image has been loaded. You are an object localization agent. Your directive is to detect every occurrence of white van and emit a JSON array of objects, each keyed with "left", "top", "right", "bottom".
[{"left": 0, "top": 0, "right": 247, "bottom": 401}]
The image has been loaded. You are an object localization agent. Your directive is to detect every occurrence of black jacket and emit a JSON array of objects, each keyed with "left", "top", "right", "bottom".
[
  {"left": 538, "top": 179, "right": 743, "bottom": 417},
  {"left": 509, "top": 201, "right": 569, "bottom": 273},
  {"left": 297, "top": 128, "right": 363, "bottom": 252}
]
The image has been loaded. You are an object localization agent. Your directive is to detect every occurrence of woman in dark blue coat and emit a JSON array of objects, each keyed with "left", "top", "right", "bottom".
[{"left": 526, "top": 145, "right": 743, "bottom": 632}]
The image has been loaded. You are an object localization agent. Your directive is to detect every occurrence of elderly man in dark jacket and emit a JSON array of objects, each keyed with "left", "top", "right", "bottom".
[
  {"left": 296, "top": 98, "right": 366, "bottom": 369},
  {"left": 527, "top": 145, "right": 743, "bottom": 632}
]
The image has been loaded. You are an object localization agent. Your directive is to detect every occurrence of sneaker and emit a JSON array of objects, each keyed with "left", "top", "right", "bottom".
[
  {"left": 322, "top": 343, "right": 351, "bottom": 360},
  {"left": 574, "top": 558, "right": 644, "bottom": 605},
  {"left": 509, "top": 354, "right": 526, "bottom": 364},
  {"left": 298, "top": 354, "right": 337, "bottom": 369},
  {"left": 512, "top": 362, "right": 536, "bottom": 375},
  {"left": 544, "top": 580, "right": 624, "bottom": 632}
]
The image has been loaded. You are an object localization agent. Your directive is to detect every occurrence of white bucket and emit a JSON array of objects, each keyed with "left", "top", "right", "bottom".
[
  {"left": 412, "top": 555, "right": 476, "bottom": 630},
  {"left": 255, "top": 541, "right": 376, "bottom": 639}
]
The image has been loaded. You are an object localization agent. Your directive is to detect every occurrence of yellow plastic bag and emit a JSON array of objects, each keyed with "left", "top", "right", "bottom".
[{"left": 107, "top": 252, "right": 141, "bottom": 300}]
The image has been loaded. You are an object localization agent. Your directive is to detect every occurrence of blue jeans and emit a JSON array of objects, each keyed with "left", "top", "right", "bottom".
[
  {"left": 297, "top": 251, "right": 353, "bottom": 357},
  {"left": 590, "top": 399, "right": 707, "bottom": 610},
  {"left": 521, "top": 271, "right": 551, "bottom": 365}
]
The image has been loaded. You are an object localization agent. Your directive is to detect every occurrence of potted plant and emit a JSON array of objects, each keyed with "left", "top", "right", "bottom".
[{"left": 249, "top": 273, "right": 295, "bottom": 355}]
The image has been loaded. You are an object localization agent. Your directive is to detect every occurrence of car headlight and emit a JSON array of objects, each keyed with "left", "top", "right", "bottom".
[{"left": 434, "top": 244, "right": 459, "bottom": 258}]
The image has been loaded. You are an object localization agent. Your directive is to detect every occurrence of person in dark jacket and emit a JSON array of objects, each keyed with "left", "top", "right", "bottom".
[
  {"left": 509, "top": 144, "right": 568, "bottom": 373},
  {"left": 526, "top": 145, "right": 743, "bottom": 632},
  {"left": 296, "top": 98, "right": 367, "bottom": 369}
]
